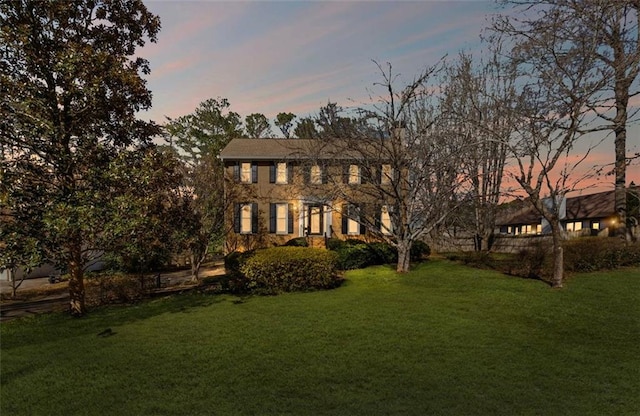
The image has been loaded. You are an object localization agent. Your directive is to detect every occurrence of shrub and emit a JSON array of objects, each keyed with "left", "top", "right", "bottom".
[
  {"left": 369, "top": 242, "right": 399, "bottom": 264},
  {"left": 410, "top": 240, "right": 431, "bottom": 261},
  {"left": 564, "top": 238, "right": 640, "bottom": 272},
  {"left": 334, "top": 244, "right": 379, "bottom": 270},
  {"left": 239, "top": 247, "right": 340, "bottom": 294},
  {"left": 283, "top": 237, "right": 308, "bottom": 247}
]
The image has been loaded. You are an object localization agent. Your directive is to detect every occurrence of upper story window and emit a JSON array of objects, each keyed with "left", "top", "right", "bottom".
[
  {"left": 236, "top": 162, "right": 257, "bottom": 183},
  {"left": 348, "top": 164, "right": 360, "bottom": 184},
  {"left": 310, "top": 165, "right": 322, "bottom": 185},
  {"left": 381, "top": 164, "right": 393, "bottom": 185},
  {"left": 240, "top": 162, "right": 252, "bottom": 183},
  {"left": 270, "top": 162, "right": 289, "bottom": 184}
]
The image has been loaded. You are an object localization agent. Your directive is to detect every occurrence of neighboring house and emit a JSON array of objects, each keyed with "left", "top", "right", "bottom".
[
  {"left": 219, "top": 138, "right": 394, "bottom": 252},
  {"left": 496, "top": 190, "right": 619, "bottom": 237}
]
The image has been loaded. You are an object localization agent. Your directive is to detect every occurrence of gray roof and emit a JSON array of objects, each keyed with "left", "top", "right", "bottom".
[
  {"left": 219, "top": 138, "right": 385, "bottom": 161},
  {"left": 219, "top": 138, "right": 325, "bottom": 161}
]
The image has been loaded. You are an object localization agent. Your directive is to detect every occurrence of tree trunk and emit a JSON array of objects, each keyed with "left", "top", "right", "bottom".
[
  {"left": 614, "top": 123, "right": 627, "bottom": 239},
  {"left": 190, "top": 253, "right": 201, "bottom": 284},
  {"left": 68, "top": 254, "right": 86, "bottom": 317},
  {"left": 396, "top": 240, "right": 411, "bottom": 273},
  {"left": 550, "top": 223, "right": 564, "bottom": 288}
]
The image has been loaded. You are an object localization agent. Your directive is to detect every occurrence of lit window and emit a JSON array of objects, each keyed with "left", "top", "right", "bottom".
[
  {"left": 348, "top": 164, "right": 360, "bottom": 184},
  {"left": 592, "top": 222, "right": 600, "bottom": 230},
  {"left": 240, "top": 204, "right": 252, "bottom": 234},
  {"left": 566, "top": 221, "right": 582, "bottom": 232},
  {"left": 381, "top": 205, "right": 392, "bottom": 235},
  {"left": 381, "top": 164, "right": 393, "bottom": 185},
  {"left": 536, "top": 224, "right": 542, "bottom": 234},
  {"left": 276, "top": 203, "right": 287, "bottom": 234},
  {"left": 240, "top": 162, "right": 252, "bottom": 183},
  {"left": 310, "top": 165, "right": 322, "bottom": 184},
  {"left": 276, "top": 162, "right": 287, "bottom": 184},
  {"left": 309, "top": 206, "right": 322, "bottom": 234},
  {"left": 347, "top": 216, "right": 359, "bottom": 235}
]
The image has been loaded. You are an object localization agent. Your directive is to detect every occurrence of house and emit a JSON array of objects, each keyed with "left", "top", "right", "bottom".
[
  {"left": 496, "top": 190, "right": 620, "bottom": 237},
  {"left": 219, "top": 138, "right": 395, "bottom": 252}
]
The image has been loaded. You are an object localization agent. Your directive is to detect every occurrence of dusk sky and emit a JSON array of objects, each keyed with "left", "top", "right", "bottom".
[{"left": 137, "top": 0, "right": 638, "bottom": 192}]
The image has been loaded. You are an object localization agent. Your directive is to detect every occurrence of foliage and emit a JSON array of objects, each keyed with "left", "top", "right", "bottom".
[
  {"left": 239, "top": 247, "right": 340, "bottom": 294},
  {"left": 165, "top": 97, "right": 242, "bottom": 281},
  {"left": 564, "top": 238, "right": 640, "bottom": 273},
  {"left": 327, "top": 238, "right": 403, "bottom": 270},
  {"left": 274, "top": 112, "right": 296, "bottom": 138},
  {"left": 2, "top": 262, "right": 639, "bottom": 415},
  {"left": 0, "top": 0, "right": 161, "bottom": 316},
  {"left": 410, "top": 240, "right": 431, "bottom": 261},
  {"left": 293, "top": 117, "right": 318, "bottom": 139},
  {"left": 244, "top": 113, "right": 272, "bottom": 138},
  {"left": 283, "top": 237, "right": 309, "bottom": 247}
]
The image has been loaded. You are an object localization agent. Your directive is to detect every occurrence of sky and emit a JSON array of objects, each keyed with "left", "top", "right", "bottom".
[{"left": 137, "top": 0, "right": 638, "bottom": 193}]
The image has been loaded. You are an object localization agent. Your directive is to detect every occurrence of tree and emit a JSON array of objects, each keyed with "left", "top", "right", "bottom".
[
  {"left": 101, "top": 146, "right": 193, "bottom": 277},
  {"left": 439, "top": 51, "right": 515, "bottom": 251},
  {"left": 275, "top": 112, "right": 296, "bottom": 138},
  {"left": 492, "top": 3, "right": 607, "bottom": 287},
  {"left": 165, "top": 97, "right": 241, "bottom": 282},
  {"left": 293, "top": 117, "right": 319, "bottom": 139},
  {"left": 310, "top": 61, "right": 465, "bottom": 272},
  {"left": 244, "top": 113, "right": 272, "bottom": 139},
  {"left": 496, "top": 0, "right": 640, "bottom": 239},
  {"left": 0, "top": 0, "right": 161, "bottom": 315}
]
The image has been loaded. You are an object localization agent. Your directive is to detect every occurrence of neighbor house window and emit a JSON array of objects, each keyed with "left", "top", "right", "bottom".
[
  {"left": 380, "top": 205, "right": 392, "bottom": 235},
  {"left": 381, "top": 164, "right": 393, "bottom": 185},
  {"left": 536, "top": 224, "right": 542, "bottom": 234},
  {"left": 523, "top": 224, "right": 539, "bottom": 235},
  {"left": 566, "top": 221, "right": 582, "bottom": 232},
  {"left": 592, "top": 221, "right": 600, "bottom": 230},
  {"left": 348, "top": 164, "right": 360, "bottom": 184}
]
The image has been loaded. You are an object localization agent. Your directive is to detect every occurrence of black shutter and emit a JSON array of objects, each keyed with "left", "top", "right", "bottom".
[
  {"left": 269, "top": 203, "right": 276, "bottom": 233},
  {"left": 359, "top": 204, "right": 366, "bottom": 235},
  {"left": 321, "top": 165, "right": 327, "bottom": 184},
  {"left": 251, "top": 163, "right": 258, "bottom": 183},
  {"left": 233, "top": 204, "right": 240, "bottom": 233},
  {"left": 251, "top": 203, "right": 259, "bottom": 233},
  {"left": 288, "top": 203, "right": 294, "bottom": 234},
  {"left": 342, "top": 164, "right": 349, "bottom": 184},
  {"left": 233, "top": 163, "right": 240, "bottom": 182},
  {"left": 269, "top": 163, "right": 276, "bottom": 183},
  {"left": 374, "top": 204, "right": 382, "bottom": 231},
  {"left": 287, "top": 163, "right": 293, "bottom": 184},
  {"left": 341, "top": 204, "right": 348, "bottom": 234},
  {"left": 304, "top": 166, "right": 310, "bottom": 184}
]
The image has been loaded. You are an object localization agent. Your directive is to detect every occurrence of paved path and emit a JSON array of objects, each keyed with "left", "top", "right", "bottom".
[{"left": 0, "top": 263, "right": 226, "bottom": 321}]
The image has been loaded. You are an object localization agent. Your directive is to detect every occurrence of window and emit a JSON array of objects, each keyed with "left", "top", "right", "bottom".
[
  {"left": 270, "top": 162, "right": 288, "bottom": 184},
  {"left": 240, "top": 204, "right": 253, "bottom": 234},
  {"left": 380, "top": 205, "right": 392, "bottom": 235},
  {"left": 270, "top": 203, "right": 293, "bottom": 234},
  {"left": 308, "top": 205, "right": 323, "bottom": 234},
  {"left": 536, "top": 224, "right": 542, "bottom": 234},
  {"left": 381, "top": 164, "right": 393, "bottom": 185},
  {"left": 348, "top": 164, "right": 360, "bottom": 184},
  {"left": 240, "top": 162, "right": 252, "bottom": 183},
  {"left": 342, "top": 204, "right": 364, "bottom": 235},
  {"left": 310, "top": 165, "right": 322, "bottom": 184},
  {"left": 566, "top": 221, "right": 582, "bottom": 232},
  {"left": 276, "top": 162, "right": 287, "bottom": 184},
  {"left": 591, "top": 221, "right": 600, "bottom": 230},
  {"left": 523, "top": 224, "right": 539, "bottom": 235}
]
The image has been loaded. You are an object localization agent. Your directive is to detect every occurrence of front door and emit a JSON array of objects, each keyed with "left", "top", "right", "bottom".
[{"left": 306, "top": 205, "right": 323, "bottom": 235}]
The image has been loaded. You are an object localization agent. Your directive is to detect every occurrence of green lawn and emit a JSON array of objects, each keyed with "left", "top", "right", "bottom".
[{"left": 1, "top": 260, "right": 639, "bottom": 415}]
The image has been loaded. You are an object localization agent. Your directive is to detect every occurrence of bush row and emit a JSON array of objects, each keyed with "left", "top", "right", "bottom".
[
  {"left": 238, "top": 247, "right": 340, "bottom": 294},
  {"left": 563, "top": 238, "right": 640, "bottom": 272},
  {"left": 326, "top": 238, "right": 430, "bottom": 270}
]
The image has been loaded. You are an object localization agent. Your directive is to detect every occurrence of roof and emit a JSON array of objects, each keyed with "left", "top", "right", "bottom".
[
  {"left": 219, "top": 137, "right": 391, "bottom": 161},
  {"left": 496, "top": 190, "right": 617, "bottom": 226}
]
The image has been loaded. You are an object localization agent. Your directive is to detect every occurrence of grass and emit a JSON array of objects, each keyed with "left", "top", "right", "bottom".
[{"left": 1, "top": 259, "right": 639, "bottom": 415}]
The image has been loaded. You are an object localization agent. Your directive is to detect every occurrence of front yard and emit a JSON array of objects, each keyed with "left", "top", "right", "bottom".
[{"left": 1, "top": 260, "right": 638, "bottom": 415}]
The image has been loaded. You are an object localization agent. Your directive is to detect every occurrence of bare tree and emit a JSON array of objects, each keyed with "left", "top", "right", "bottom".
[
  {"left": 440, "top": 50, "right": 516, "bottom": 251},
  {"left": 309, "top": 61, "right": 466, "bottom": 272},
  {"left": 492, "top": 4, "right": 608, "bottom": 287},
  {"left": 496, "top": 0, "right": 640, "bottom": 239}
]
